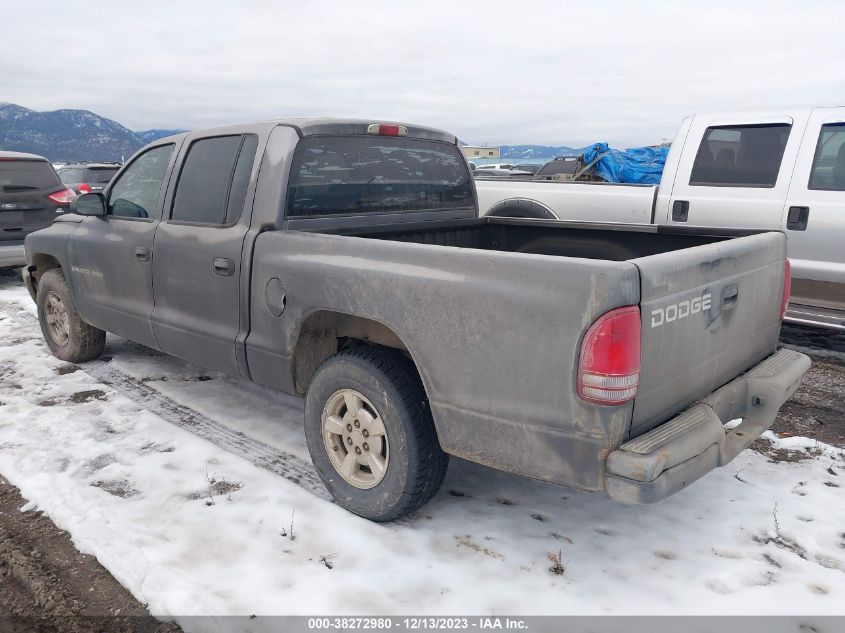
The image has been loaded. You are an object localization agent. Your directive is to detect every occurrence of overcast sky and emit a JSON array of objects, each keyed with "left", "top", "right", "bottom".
[{"left": 2, "top": 0, "right": 843, "bottom": 147}]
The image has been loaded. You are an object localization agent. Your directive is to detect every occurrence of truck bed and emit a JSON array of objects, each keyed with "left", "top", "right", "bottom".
[
  {"left": 334, "top": 218, "right": 788, "bottom": 436},
  {"left": 255, "top": 217, "right": 786, "bottom": 454},
  {"left": 327, "top": 215, "right": 750, "bottom": 262}
]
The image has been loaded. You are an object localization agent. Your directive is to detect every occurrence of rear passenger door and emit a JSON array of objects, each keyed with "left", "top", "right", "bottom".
[
  {"left": 664, "top": 114, "right": 805, "bottom": 229},
  {"left": 783, "top": 110, "right": 845, "bottom": 313},
  {"left": 150, "top": 132, "right": 260, "bottom": 376}
]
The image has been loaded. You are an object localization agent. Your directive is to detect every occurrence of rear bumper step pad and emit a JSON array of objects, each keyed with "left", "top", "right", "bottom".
[{"left": 605, "top": 348, "right": 811, "bottom": 504}]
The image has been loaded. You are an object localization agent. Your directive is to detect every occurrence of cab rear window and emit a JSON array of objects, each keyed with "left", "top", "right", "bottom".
[
  {"left": 0, "top": 159, "right": 61, "bottom": 192},
  {"left": 287, "top": 136, "right": 474, "bottom": 217}
]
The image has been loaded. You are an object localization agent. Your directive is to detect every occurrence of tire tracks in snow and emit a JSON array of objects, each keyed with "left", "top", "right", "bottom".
[{"left": 0, "top": 299, "right": 331, "bottom": 501}]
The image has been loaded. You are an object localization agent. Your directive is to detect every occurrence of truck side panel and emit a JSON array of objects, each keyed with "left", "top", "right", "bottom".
[
  {"left": 781, "top": 107, "right": 845, "bottom": 328},
  {"left": 246, "top": 230, "right": 640, "bottom": 492},
  {"left": 476, "top": 178, "right": 656, "bottom": 222}
]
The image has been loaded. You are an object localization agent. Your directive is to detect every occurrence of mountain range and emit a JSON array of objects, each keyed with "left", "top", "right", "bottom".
[
  {"left": 497, "top": 144, "right": 583, "bottom": 160},
  {"left": 0, "top": 103, "right": 585, "bottom": 164},
  {"left": 0, "top": 103, "right": 185, "bottom": 162}
]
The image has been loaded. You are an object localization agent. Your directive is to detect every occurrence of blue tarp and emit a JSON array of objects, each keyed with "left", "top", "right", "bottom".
[{"left": 580, "top": 142, "right": 669, "bottom": 185}]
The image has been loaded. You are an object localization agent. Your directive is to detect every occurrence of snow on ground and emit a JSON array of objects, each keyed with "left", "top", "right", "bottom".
[{"left": 1, "top": 273, "right": 844, "bottom": 628}]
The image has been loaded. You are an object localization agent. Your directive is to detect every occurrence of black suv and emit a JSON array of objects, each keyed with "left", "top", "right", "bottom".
[
  {"left": 56, "top": 161, "right": 121, "bottom": 194},
  {"left": 1, "top": 151, "right": 75, "bottom": 267}
]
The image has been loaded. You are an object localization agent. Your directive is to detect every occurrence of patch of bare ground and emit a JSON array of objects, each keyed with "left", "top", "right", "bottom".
[
  {"left": 750, "top": 437, "right": 820, "bottom": 464},
  {"left": 0, "top": 476, "right": 180, "bottom": 632},
  {"left": 37, "top": 390, "right": 109, "bottom": 408},
  {"left": 454, "top": 534, "right": 504, "bottom": 560},
  {"left": 69, "top": 390, "right": 108, "bottom": 404},
  {"left": 773, "top": 328, "right": 845, "bottom": 449}
]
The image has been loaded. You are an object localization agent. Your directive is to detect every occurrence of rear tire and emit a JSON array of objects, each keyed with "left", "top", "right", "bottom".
[
  {"left": 36, "top": 268, "right": 105, "bottom": 363},
  {"left": 304, "top": 344, "right": 448, "bottom": 522}
]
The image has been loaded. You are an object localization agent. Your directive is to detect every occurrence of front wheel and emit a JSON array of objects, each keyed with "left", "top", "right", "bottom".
[
  {"left": 36, "top": 268, "right": 105, "bottom": 363},
  {"left": 304, "top": 345, "right": 448, "bottom": 522}
]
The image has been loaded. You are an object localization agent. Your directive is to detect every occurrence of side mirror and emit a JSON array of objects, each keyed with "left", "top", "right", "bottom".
[{"left": 73, "top": 192, "right": 107, "bottom": 216}]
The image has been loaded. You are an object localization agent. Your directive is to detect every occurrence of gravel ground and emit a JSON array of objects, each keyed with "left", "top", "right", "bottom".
[
  {"left": 775, "top": 324, "right": 845, "bottom": 448},
  {"left": 0, "top": 476, "right": 180, "bottom": 633}
]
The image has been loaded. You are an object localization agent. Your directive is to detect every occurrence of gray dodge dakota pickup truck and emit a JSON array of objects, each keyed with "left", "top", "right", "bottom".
[{"left": 23, "top": 119, "right": 810, "bottom": 521}]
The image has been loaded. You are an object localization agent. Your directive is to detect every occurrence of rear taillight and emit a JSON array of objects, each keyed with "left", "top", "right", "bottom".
[
  {"left": 367, "top": 123, "right": 407, "bottom": 136},
  {"left": 578, "top": 306, "right": 641, "bottom": 406},
  {"left": 78, "top": 183, "right": 91, "bottom": 194},
  {"left": 781, "top": 259, "right": 791, "bottom": 320},
  {"left": 47, "top": 187, "right": 76, "bottom": 205}
]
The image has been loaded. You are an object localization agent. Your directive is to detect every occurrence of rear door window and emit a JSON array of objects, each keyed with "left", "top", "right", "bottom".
[
  {"left": 808, "top": 123, "right": 845, "bottom": 191},
  {"left": 287, "top": 136, "right": 474, "bottom": 217},
  {"left": 224, "top": 135, "right": 259, "bottom": 224},
  {"left": 689, "top": 124, "right": 791, "bottom": 187},
  {"left": 170, "top": 134, "right": 258, "bottom": 225},
  {"left": 0, "top": 160, "right": 61, "bottom": 192}
]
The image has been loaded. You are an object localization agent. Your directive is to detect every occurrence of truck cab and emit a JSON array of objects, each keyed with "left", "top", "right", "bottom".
[{"left": 657, "top": 107, "right": 845, "bottom": 329}]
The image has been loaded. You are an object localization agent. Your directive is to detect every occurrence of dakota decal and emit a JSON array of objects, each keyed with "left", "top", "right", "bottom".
[{"left": 71, "top": 265, "right": 104, "bottom": 279}]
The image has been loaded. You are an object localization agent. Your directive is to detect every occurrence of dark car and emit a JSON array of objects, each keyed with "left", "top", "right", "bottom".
[
  {"left": 535, "top": 156, "right": 579, "bottom": 179},
  {"left": 1, "top": 151, "right": 75, "bottom": 267},
  {"left": 57, "top": 161, "right": 121, "bottom": 194}
]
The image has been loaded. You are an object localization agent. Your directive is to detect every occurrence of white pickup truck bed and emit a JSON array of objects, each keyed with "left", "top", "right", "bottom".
[
  {"left": 475, "top": 178, "right": 657, "bottom": 224},
  {"left": 476, "top": 178, "right": 657, "bottom": 224}
]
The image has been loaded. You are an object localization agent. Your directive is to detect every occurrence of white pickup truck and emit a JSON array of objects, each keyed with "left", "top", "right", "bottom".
[{"left": 476, "top": 107, "right": 845, "bottom": 331}]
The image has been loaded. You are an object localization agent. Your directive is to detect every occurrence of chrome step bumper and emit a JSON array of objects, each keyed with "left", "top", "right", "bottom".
[{"left": 785, "top": 304, "right": 845, "bottom": 332}]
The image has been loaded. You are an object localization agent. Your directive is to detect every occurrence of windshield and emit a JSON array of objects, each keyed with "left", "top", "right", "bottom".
[
  {"left": 536, "top": 159, "right": 578, "bottom": 177},
  {"left": 287, "top": 136, "right": 474, "bottom": 217},
  {"left": 0, "top": 159, "right": 61, "bottom": 192}
]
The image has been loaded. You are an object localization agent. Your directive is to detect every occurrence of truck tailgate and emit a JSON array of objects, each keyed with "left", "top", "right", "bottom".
[{"left": 630, "top": 231, "right": 787, "bottom": 437}]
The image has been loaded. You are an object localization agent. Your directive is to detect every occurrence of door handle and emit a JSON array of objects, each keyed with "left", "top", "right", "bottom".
[
  {"left": 786, "top": 206, "right": 809, "bottom": 231},
  {"left": 672, "top": 200, "right": 689, "bottom": 222},
  {"left": 134, "top": 247, "right": 151, "bottom": 262},
  {"left": 721, "top": 284, "right": 739, "bottom": 309},
  {"left": 212, "top": 257, "right": 235, "bottom": 277}
]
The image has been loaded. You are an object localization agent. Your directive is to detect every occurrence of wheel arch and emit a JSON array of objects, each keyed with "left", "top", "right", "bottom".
[
  {"left": 486, "top": 197, "right": 559, "bottom": 219},
  {"left": 24, "top": 252, "right": 64, "bottom": 301},
  {"left": 290, "top": 309, "right": 428, "bottom": 396}
]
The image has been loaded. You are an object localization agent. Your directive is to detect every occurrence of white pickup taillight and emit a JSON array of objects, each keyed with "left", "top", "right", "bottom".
[
  {"left": 578, "top": 306, "right": 641, "bottom": 405},
  {"left": 780, "top": 259, "right": 791, "bottom": 320}
]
